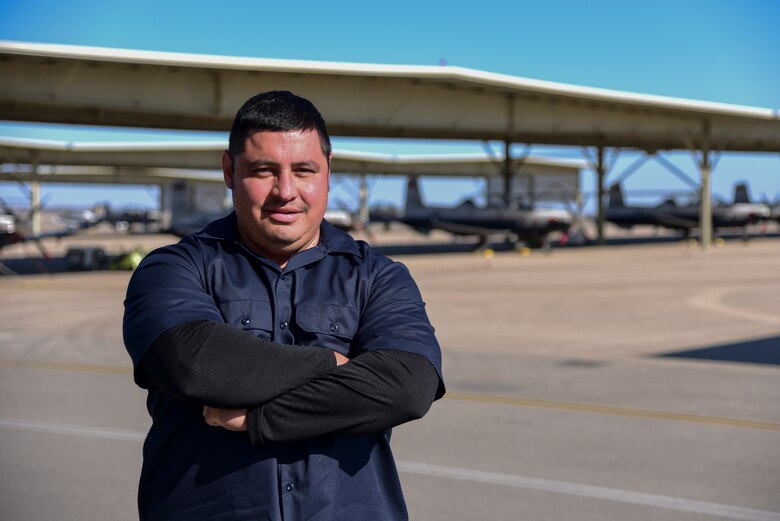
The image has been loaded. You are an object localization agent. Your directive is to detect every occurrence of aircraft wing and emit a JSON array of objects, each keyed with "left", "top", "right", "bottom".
[
  {"left": 1, "top": 228, "right": 80, "bottom": 254},
  {"left": 651, "top": 212, "right": 698, "bottom": 229},
  {"left": 429, "top": 219, "right": 506, "bottom": 236}
]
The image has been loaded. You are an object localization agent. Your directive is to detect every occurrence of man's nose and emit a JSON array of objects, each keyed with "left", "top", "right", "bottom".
[{"left": 274, "top": 171, "right": 296, "bottom": 201}]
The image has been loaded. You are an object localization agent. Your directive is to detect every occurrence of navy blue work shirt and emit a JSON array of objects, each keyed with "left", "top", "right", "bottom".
[{"left": 123, "top": 212, "right": 443, "bottom": 521}]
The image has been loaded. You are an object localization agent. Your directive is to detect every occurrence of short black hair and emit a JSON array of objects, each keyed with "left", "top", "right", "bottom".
[{"left": 227, "top": 90, "right": 331, "bottom": 159}]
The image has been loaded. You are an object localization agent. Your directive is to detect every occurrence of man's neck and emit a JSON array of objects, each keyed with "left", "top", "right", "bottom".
[{"left": 238, "top": 229, "right": 321, "bottom": 269}]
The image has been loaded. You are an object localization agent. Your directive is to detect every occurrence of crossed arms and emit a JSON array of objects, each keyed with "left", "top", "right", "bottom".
[
  {"left": 139, "top": 319, "right": 439, "bottom": 445},
  {"left": 125, "top": 245, "right": 442, "bottom": 445}
]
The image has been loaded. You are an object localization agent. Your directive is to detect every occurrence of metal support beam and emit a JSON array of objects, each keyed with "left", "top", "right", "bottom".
[
  {"left": 612, "top": 153, "right": 651, "bottom": 186},
  {"left": 595, "top": 146, "right": 606, "bottom": 244},
  {"left": 491, "top": 142, "right": 533, "bottom": 208},
  {"left": 653, "top": 153, "right": 700, "bottom": 191},
  {"left": 159, "top": 183, "right": 171, "bottom": 230},
  {"left": 699, "top": 154, "right": 712, "bottom": 249},
  {"left": 30, "top": 158, "right": 41, "bottom": 237},
  {"left": 503, "top": 140, "right": 513, "bottom": 207},
  {"left": 690, "top": 121, "right": 714, "bottom": 250},
  {"left": 581, "top": 146, "right": 620, "bottom": 245},
  {"left": 358, "top": 175, "right": 369, "bottom": 230}
]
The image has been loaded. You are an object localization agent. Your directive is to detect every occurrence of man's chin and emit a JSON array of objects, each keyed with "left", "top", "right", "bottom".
[
  {"left": 261, "top": 230, "right": 316, "bottom": 253},
  {"left": 238, "top": 220, "right": 320, "bottom": 259}
]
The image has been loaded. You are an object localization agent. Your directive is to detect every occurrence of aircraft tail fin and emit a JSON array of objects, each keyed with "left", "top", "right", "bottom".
[
  {"left": 607, "top": 183, "right": 625, "bottom": 209},
  {"left": 733, "top": 183, "right": 750, "bottom": 204},
  {"left": 405, "top": 176, "right": 425, "bottom": 211}
]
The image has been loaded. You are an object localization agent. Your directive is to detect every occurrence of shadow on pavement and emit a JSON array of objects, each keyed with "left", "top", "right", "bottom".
[
  {"left": 1, "top": 256, "right": 70, "bottom": 275},
  {"left": 657, "top": 335, "right": 780, "bottom": 366},
  {"left": 0, "top": 254, "right": 124, "bottom": 275}
]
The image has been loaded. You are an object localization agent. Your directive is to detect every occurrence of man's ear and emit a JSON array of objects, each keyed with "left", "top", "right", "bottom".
[{"left": 221, "top": 150, "right": 234, "bottom": 189}]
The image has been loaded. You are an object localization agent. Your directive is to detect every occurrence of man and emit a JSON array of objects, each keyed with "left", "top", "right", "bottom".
[{"left": 123, "top": 91, "right": 444, "bottom": 521}]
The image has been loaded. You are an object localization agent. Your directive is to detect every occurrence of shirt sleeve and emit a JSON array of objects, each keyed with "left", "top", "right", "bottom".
[
  {"left": 247, "top": 348, "right": 439, "bottom": 446},
  {"left": 125, "top": 244, "right": 339, "bottom": 407},
  {"left": 138, "top": 320, "right": 336, "bottom": 408},
  {"left": 353, "top": 259, "right": 445, "bottom": 396},
  {"left": 123, "top": 242, "right": 224, "bottom": 368}
]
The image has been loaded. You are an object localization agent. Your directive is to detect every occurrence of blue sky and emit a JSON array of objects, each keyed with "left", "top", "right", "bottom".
[{"left": 1, "top": 0, "right": 778, "bottom": 210}]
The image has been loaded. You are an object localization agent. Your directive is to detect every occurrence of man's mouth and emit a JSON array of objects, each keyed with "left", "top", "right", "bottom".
[{"left": 264, "top": 208, "right": 302, "bottom": 223}]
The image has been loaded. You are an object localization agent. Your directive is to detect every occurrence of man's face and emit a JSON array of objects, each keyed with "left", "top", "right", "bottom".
[{"left": 222, "top": 129, "right": 330, "bottom": 264}]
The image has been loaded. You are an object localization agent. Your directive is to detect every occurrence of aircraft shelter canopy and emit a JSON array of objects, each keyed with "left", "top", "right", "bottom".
[
  {"left": 1, "top": 41, "right": 779, "bottom": 153},
  {"left": 3, "top": 41, "right": 778, "bottom": 248},
  {"left": 0, "top": 137, "right": 582, "bottom": 202}
]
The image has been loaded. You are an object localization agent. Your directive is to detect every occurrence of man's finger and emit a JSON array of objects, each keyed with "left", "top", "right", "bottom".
[{"left": 203, "top": 406, "right": 220, "bottom": 426}]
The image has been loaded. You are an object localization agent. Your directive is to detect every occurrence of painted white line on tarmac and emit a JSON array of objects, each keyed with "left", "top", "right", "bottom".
[
  {"left": 0, "top": 417, "right": 146, "bottom": 442},
  {"left": 396, "top": 461, "right": 780, "bottom": 521},
  {"left": 687, "top": 288, "right": 780, "bottom": 326},
  {"left": 2, "top": 417, "right": 777, "bottom": 521}
]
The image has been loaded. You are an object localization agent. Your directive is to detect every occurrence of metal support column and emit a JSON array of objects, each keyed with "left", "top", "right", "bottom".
[
  {"left": 595, "top": 146, "right": 606, "bottom": 245},
  {"left": 699, "top": 151, "right": 712, "bottom": 250},
  {"left": 503, "top": 140, "right": 513, "bottom": 207},
  {"left": 159, "top": 183, "right": 172, "bottom": 231},
  {"left": 30, "top": 159, "right": 41, "bottom": 237},
  {"left": 358, "top": 174, "right": 369, "bottom": 230},
  {"left": 687, "top": 121, "right": 713, "bottom": 250}
]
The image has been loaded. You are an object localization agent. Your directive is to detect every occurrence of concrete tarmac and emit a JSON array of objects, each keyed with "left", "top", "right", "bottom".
[{"left": 1, "top": 237, "right": 779, "bottom": 520}]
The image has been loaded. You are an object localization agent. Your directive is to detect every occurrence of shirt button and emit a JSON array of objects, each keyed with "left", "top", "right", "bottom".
[
  {"left": 280, "top": 274, "right": 286, "bottom": 280},
  {"left": 240, "top": 317, "right": 250, "bottom": 326},
  {"left": 330, "top": 323, "right": 339, "bottom": 333},
  {"left": 280, "top": 321, "right": 288, "bottom": 330},
  {"left": 285, "top": 483, "right": 295, "bottom": 492}
]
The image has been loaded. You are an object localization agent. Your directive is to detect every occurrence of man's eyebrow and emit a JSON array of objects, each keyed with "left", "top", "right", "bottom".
[
  {"left": 244, "top": 159, "right": 279, "bottom": 168},
  {"left": 243, "top": 160, "right": 321, "bottom": 171},
  {"left": 292, "top": 161, "right": 322, "bottom": 171}
]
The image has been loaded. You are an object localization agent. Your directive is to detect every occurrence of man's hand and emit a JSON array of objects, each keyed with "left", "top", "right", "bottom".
[
  {"left": 334, "top": 351, "right": 349, "bottom": 366},
  {"left": 203, "top": 406, "right": 248, "bottom": 431}
]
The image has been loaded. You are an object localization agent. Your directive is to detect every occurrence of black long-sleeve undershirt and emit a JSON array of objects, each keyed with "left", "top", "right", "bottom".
[
  {"left": 138, "top": 320, "right": 336, "bottom": 408},
  {"left": 247, "top": 348, "right": 438, "bottom": 445},
  {"left": 138, "top": 320, "right": 441, "bottom": 444}
]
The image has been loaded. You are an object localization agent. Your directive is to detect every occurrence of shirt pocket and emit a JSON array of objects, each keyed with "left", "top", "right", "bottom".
[
  {"left": 295, "top": 302, "right": 359, "bottom": 353},
  {"left": 218, "top": 299, "right": 273, "bottom": 338}
]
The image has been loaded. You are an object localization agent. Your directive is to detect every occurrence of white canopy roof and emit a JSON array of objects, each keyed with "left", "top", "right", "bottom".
[
  {"left": 2, "top": 41, "right": 779, "bottom": 152},
  {"left": 0, "top": 137, "right": 584, "bottom": 181}
]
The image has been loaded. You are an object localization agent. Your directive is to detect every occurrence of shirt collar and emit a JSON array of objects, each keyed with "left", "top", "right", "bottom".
[
  {"left": 318, "top": 219, "right": 362, "bottom": 257},
  {"left": 196, "top": 211, "right": 362, "bottom": 258}
]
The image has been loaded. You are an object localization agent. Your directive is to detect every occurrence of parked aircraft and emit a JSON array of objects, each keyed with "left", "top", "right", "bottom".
[
  {"left": 57, "top": 203, "right": 160, "bottom": 233},
  {"left": 733, "top": 184, "right": 780, "bottom": 224},
  {"left": 399, "top": 176, "right": 572, "bottom": 248},
  {"left": 92, "top": 203, "right": 160, "bottom": 231},
  {"left": 769, "top": 203, "right": 780, "bottom": 224},
  {"left": 606, "top": 183, "right": 770, "bottom": 237},
  {"left": 0, "top": 198, "right": 80, "bottom": 261}
]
